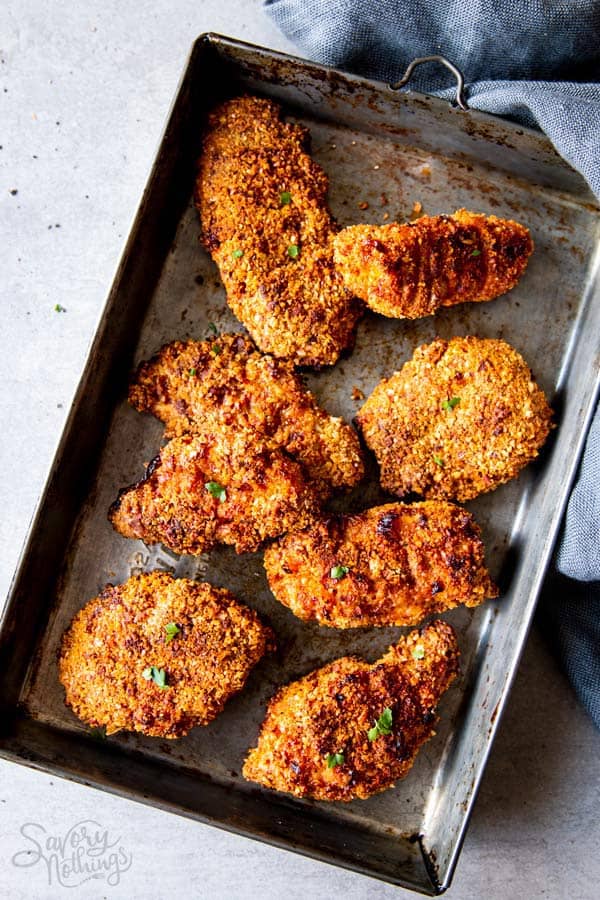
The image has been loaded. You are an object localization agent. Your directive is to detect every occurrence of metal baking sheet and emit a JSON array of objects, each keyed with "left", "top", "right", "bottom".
[{"left": 1, "top": 34, "right": 599, "bottom": 895}]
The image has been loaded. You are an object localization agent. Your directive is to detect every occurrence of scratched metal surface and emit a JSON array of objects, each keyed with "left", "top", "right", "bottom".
[{"left": 4, "top": 36, "right": 600, "bottom": 894}]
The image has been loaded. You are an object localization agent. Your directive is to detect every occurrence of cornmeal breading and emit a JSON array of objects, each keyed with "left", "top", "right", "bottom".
[
  {"left": 129, "top": 333, "right": 364, "bottom": 496},
  {"left": 109, "top": 431, "right": 319, "bottom": 554},
  {"left": 264, "top": 501, "right": 497, "bottom": 628},
  {"left": 333, "top": 210, "right": 533, "bottom": 318},
  {"left": 59, "top": 572, "right": 274, "bottom": 739},
  {"left": 195, "top": 96, "right": 363, "bottom": 367},
  {"left": 355, "top": 336, "right": 553, "bottom": 501},
  {"left": 243, "top": 620, "right": 459, "bottom": 801}
]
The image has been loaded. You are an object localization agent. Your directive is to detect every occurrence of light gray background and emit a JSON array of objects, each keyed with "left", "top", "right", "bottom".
[{"left": 1, "top": 3, "right": 598, "bottom": 898}]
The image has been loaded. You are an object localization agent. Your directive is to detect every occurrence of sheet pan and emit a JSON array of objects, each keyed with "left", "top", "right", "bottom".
[{"left": 1, "top": 34, "right": 599, "bottom": 894}]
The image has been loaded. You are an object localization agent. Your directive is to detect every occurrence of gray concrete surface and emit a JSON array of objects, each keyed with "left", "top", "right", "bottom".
[{"left": 1, "top": 3, "right": 598, "bottom": 898}]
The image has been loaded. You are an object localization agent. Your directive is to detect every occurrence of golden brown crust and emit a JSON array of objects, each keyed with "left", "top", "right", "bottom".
[
  {"left": 195, "top": 96, "right": 363, "bottom": 366},
  {"left": 59, "top": 571, "right": 274, "bottom": 739},
  {"left": 264, "top": 501, "right": 498, "bottom": 628},
  {"left": 355, "top": 336, "right": 553, "bottom": 502},
  {"left": 333, "top": 209, "right": 533, "bottom": 318},
  {"left": 129, "top": 333, "right": 364, "bottom": 497},
  {"left": 109, "top": 431, "right": 320, "bottom": 554},
  {"left": 242, "top": 620, "right": 459, "bottom": 801}
]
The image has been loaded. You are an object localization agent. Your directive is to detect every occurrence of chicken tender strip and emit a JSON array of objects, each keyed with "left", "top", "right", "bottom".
[
  {"left": 59, "top": 571, "right": 274, "bottom": 739},
  {"left": 109, "top": 431, "right": 319, "bottom": 555},
  {"left": 195, "top": 96, "right": 363, "bottom": 367},
  {"left": 243, "top": 620, "right": 459, "bottom": 801},
  {"left": 129, "top": 333, "right": 364, "bottom": 497},
  {"left": 264, "top": 501, "right": 498, "bottom": 628},
  {"left": 333, "top": 209, "right": 533, "bottom": 318},
  {"left": 355, "top": 336, "right": 553, "bottom": 502}
]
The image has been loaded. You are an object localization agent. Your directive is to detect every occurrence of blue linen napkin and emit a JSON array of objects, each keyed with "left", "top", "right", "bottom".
[{"left": 265, "top": 0, "right": 600, "bottom": 726}]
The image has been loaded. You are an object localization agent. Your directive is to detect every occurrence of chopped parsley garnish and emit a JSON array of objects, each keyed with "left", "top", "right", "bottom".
[
  {"left": 367, "top": 707, "right": 393, "bottom": 742},
  {"left": 211, "top": 343, "right": 221, "bottom": 356},
  {"left": 412, "top": 644, "right": 425, "bottom": 660},
  {"left": 54, "top": 303, "right": 66, "bottom": 312},
  {"left": 188, "top": 367, "right": 197, "bottom": 376},
  {"left": 208, "top": 322, "right": 218, "bottom": 335},
  {"left": 433, "top": 454, "right": 445, "bottom": 467},
  {"left": 471, "top": 248, "right": 481, "bottom": 257},
  {"left": 232, "top": 249, "right": 244, "bottom": 259},
  {"left": 287, "top": 244, "right": 299, "bottom": 258},
  {"left": 205, "top": 481, "right": 226, "bottom": 502},
  {"left": 142, "top": 666, "right": 168, "bottom": 689},
  {"left": 326, "top": 752, "right": 344, "bottom": 768},
  {"left": 280, "top": 191, "right": 292, "bottom": 206},
  {"left": 165, "top": 622, "right": 181, "bottom": 643},
  {"left": 442, "top": 396, "right": 461, "bottom": 411},
  {"left": 330, "top": 564, "right": 349, "bottom": 580}
]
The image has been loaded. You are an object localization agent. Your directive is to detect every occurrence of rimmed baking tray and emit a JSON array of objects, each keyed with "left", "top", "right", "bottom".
[{"left": 1, "top": 34, "right": 599, "bottom": 895}]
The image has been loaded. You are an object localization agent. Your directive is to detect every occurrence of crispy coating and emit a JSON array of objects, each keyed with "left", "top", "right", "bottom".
[
  {"left": 355, "top": 336, "right": 553, "bottom": 502},
  {"left": 129, "top": 332, "right": 364, "bottom": 496},
  {"left": 59, "top": 571, "right": 274, "bottom": 739},
  {"left": 264, "top": 501, "right": 498, "bottom": 628},
  {"left": 333, "top": 209, "right": 533, "bottom": 318},
  {"left": 195, "top": 96, "right": 363, "bottom": 367},
  {"left": 243, "top": 620, "right": 459, "bottom": 801},
  {"left": 109, "top": 431, "right": 319, "bottom": 554}
]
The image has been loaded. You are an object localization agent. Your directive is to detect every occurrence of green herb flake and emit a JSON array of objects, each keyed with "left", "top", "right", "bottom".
[
  {"left": 330, "top": 564, "right": 349, "bottom": 580},
  {"left": 433, "top": 454, "right": 445, "bottom": 467},
  {"left": 211, "top": 343, "right": 222, "bottom": 356},
  {"left": 205, "top": 481, "right": 227, "bottom": 502},
  {"left": 412, "top": 644, "right": 425, "bottom": 660},
  {"left": 280, "top": 191, "right": 292, "bottom": 206},
  {"left": 287, "top": 244, "right": 300, "bottom": 259},
  {"left": 368, "top": 707, "right": 393, "bottom": 742},
  {"left": 90, "top": 726, "right": 106, "bottom": 740},
  {"left": 471, "top": 248, "right": 481, "bottom": 257},
  {"left": 188, "top": 367, "right": 197, "bottom": 377},
  {"left": 142, "top": 666, "right": 168, "bottom": 689},
  {"left": 441, "top": 396, "right": 461, "bottom": 411},
  {"left": 232, "top": 249, "right": 244, "bottom": 259},
  {"left": 165, "top": 622, "right": 181, "bottom": 643},
  {"left": 54, "top": 303, "right": 66, "bottom": 313},
  {"left": 208, "top": 322, "right": 218, "bottom": 335},
  {"left": 326, "top": 752, "right": 344, "bottom": 768}
]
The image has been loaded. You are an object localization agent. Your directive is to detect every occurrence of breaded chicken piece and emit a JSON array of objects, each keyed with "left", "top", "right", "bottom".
[
  {"left": 356, "top": 336, "right": 553, "bottom": 502},
  {"left": 129, "top": 333, "right": 364, "bottom": 496},
  {"left": 195, "top": 96, "right": 363, "bottom": 367},
  {"left": 243, "top": 620, "right": 459, "bottom": 801},
  {"left": 59, "top": 571, "right": 274, "bottom": 739},
  {"left": 109, "top": 431, "right": 319, "bottom": 555},
  {"left": 264, "top": 501, "right": 497, "bottom": 628},
  {"left": 333, "top": 210, "right": 533, "bottom": 318}
]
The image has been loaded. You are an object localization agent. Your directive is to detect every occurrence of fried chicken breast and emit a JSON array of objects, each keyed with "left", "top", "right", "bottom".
[
  {"left": 333, "top": 210, "right": 533, "bottom": 318},
  {"left": 195, "top": 96, "right": 363, "bottom": 367},
  {"left": 243, "top": 620, "right": 459, "bottom": 801},
  {"left": 264, "top": 501, "right": 497, "bottom": 628},
  {"left": 59, "top": 572, "right": 274, "bottom": 738},
  {"left": 109, "top": 431, "right": 319, "bottom": 554},
  {"left": 129, "top": 333, "right": 364, "bottom": 496},
  {"left": 355, "top": 336, "right": 553, "bottom": 502}
]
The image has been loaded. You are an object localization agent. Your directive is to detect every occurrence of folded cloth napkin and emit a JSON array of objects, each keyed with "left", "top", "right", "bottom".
[{"left": 265, "top": 0, "right": 600, "bottom": 726}]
